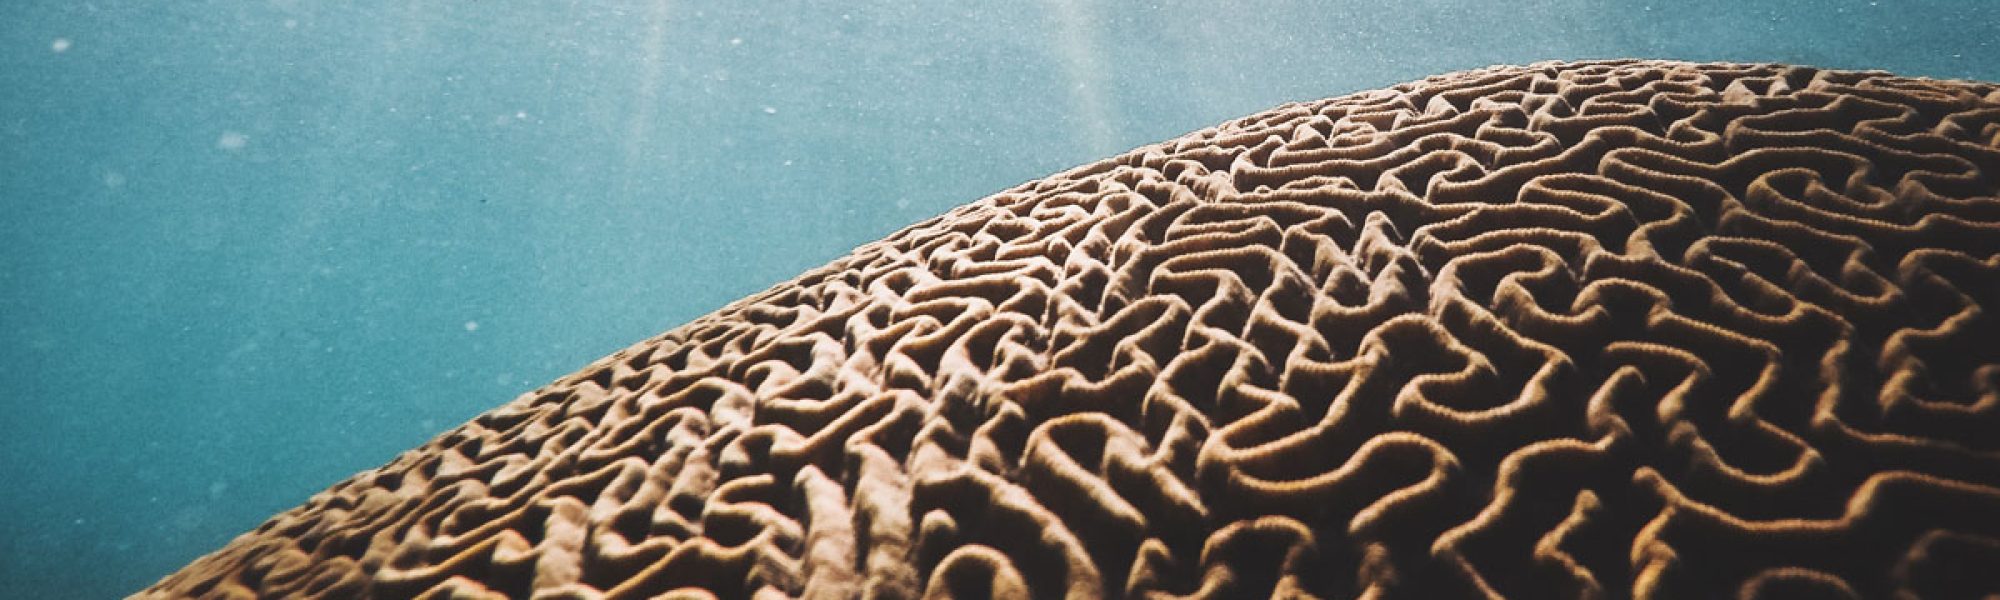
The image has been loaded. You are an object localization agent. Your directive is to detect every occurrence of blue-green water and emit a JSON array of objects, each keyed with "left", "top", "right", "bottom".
[{"left": 2, "top": 1, "right": 1994, "bottom": 597}]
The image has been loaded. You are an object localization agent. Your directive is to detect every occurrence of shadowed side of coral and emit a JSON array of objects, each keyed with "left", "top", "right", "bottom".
[{"left": 142, "top": 59, "right": 2000, "bottom": 599}]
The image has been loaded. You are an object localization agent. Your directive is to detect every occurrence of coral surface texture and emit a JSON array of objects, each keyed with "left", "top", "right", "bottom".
[{"left": 145, "top": 60, "right": 2000, "bottom": 599}]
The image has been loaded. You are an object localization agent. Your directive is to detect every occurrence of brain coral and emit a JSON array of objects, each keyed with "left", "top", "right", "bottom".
[{"left": 143, "top": 59, "right": 2000, "bottom": 599}]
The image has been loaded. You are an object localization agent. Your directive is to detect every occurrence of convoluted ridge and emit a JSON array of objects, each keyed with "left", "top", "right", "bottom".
[{"left": 144, "top": 60, "right": 2000, "bottom": 599}]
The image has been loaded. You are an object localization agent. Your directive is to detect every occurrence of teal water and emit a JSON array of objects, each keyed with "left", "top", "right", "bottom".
[{"left": 2, "top": 1, "right": 1994, "bottom": 597}]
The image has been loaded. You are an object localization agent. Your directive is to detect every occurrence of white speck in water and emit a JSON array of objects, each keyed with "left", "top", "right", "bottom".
[
  {"left": 783, "top": 159, "right": 794, "bottom": 166},
  {"left": 216, "top": 131, "right": 249, "bottom": 150},
  {"left": 74, "top": 518, "right": 84, "bottom": 525},
  {"left": 464, "top": 320, "right": 479, "bottom": 332},
  {"left": 762, "top": 106, "right": 777, "bottom": 115},
  {"left": 729, "top": 37, "right": 742, "bottom": 46},
  {"left": 515, "top": 110, "right": 528, "bottom": 119},
  {"left": 51, "top": 38, "right": 71, "bottom": 53}
]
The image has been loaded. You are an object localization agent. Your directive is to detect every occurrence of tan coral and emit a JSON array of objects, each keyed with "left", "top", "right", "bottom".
[{"left": 144, "top": 60, "right": 2000, "bottom": 599}]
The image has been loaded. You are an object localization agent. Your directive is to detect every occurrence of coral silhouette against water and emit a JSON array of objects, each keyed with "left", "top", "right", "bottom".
[{"left": 143, "top": 60, "right": 2000, "bottom": 599}]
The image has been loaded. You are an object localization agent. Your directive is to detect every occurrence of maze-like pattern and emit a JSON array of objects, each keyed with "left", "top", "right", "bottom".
[{"left": 144, "top": 60, "right": 2000, "bottom": 599}]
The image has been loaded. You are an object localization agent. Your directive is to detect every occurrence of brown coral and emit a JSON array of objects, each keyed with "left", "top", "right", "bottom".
[{"left": 142, "top": 59, "right": 2000, "bottom": 599}]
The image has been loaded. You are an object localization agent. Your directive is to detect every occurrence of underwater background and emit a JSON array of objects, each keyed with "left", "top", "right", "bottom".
[{"left": 2, "top": 1, "right": 1995, "bottom": 597}]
